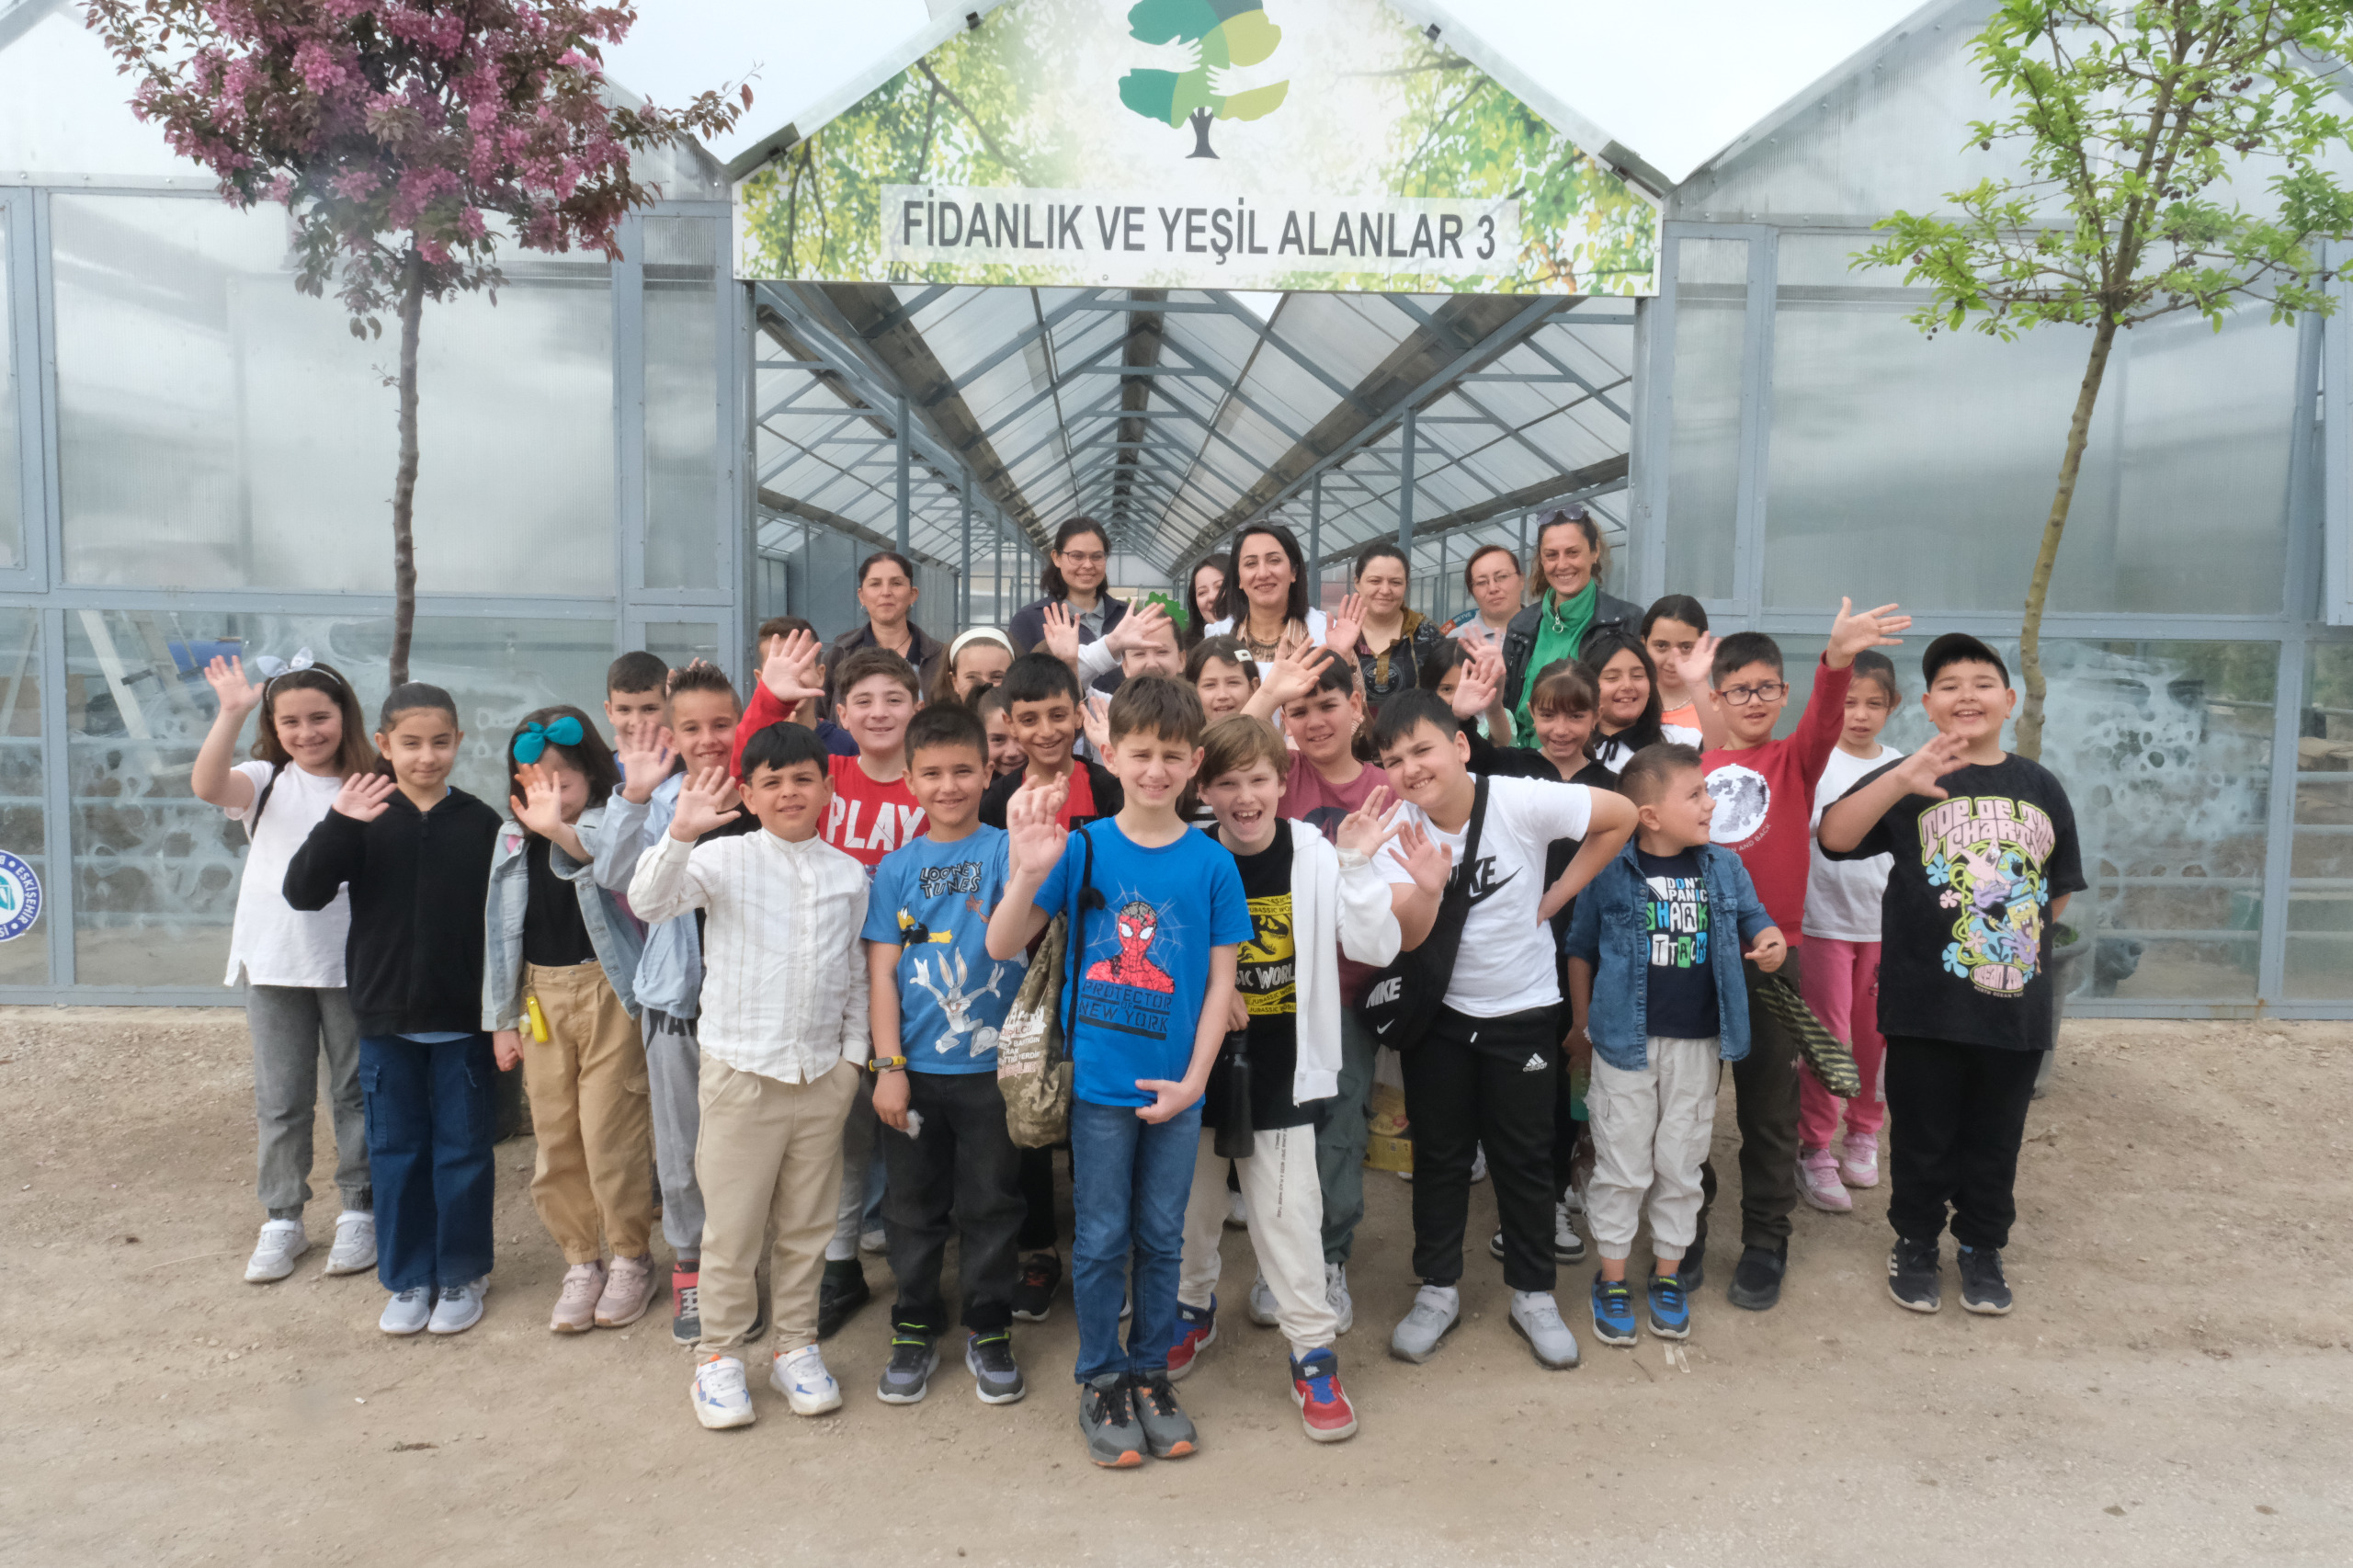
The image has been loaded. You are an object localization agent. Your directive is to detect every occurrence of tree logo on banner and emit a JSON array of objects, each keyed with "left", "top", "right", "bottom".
[
  {"left": 1117, "top": 0, "right": 1290, "bottom": 159},
  {"left": 0, "top": 849, "right": 41, "bottom": 943}
]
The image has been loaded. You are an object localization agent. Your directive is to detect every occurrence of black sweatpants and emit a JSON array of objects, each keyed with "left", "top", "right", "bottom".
[
  {"left": 1400, "top": 1006, "right": 1561, "bottom": 1293},
  {"left": 1883, "top": 1034, "right": 2041, "bottom": 1252},
  {"left": 880, "top": 1070, "right": 1026, "bottom": 1336},
  {"left": 1697, "top": 948, "right": 1804, "bottom": 1250}
]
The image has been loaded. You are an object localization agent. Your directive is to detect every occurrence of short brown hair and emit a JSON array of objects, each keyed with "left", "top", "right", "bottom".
[
  {"left": 1529, "top": 660, "right": 1598, "bottom": 719},
  {"left": 667, "top": 663, "right": 738, "bottom": 708},
  {"left": 607, "top": 651, "right": 668, "bottom": 697},
  {"left": 1620, "top": 741, "right": 1703, "bottom": 807},
  {"left": 833, "top": 646, "right": 921, "bottom": 703},
  {"left": 1106, "top": 674, "right": 1204, "bottom": 748},
  {"left": 756, "top": 616, "right": 814, "bottom": 649},
  {"left": 1199, "top": 714, "right": 1290, "bottom": 784}
]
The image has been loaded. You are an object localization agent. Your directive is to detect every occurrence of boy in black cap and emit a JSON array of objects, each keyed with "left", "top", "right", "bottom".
[{"left": 1817, "top": 634, "right": 2085, "bottom": 1316}]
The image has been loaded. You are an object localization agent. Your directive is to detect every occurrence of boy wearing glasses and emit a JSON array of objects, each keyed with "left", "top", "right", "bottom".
[{"left": 1691, "top": 599, "right": 1911, "bottom": 1313}]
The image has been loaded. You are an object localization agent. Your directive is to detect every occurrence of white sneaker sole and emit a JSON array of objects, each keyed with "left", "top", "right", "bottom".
[
  {"left": 1960, "top": 1294, "right": 2013, "bottom": 1316},
  {"left": 596, "top": 1292, "right": 654, "bottom": 1329},
  {"left": 876, "top": 1347, "right": 939, "bottom": 1405},
  {"left": 1166, "top": 1321, "right": 1216, "bottom": 1381},
  {"left": 1886, "top": 1278, "right": 1942, "bottom": 1313},
  {"left": 966, "top": 1342, "right": 1029, "bottom": 1405},
  {"left": 244, "top": 1242, "right": 309, "bottom": 1283},
  {"left": 1291, "top": 1383, "right": 1359, "bottom": 1443},
  {"left": 1387, "top": 1315, "right": 1457, "bottom": 1365},
  {"left": 773, "top": 1363, "right": 844, "bottom": 1415},
  {"left": 429, "top": 1281, "right": 489, "bottom": 1335},
  {"left": 322, "top": 1248, "right": 375, "bottom": 1277},
  {"left": 380, "top": 1310, "right": 432, "bottom": 1336},
  {"left": 694, "top": 1397, "right": 756, "bottom": 1430},
  {"left": 1509, "top": 1314, "right": 1580, "bottom": 1370}
]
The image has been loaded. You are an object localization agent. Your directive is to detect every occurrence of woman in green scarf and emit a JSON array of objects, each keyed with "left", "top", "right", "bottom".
[{"left": 1500, "top": 506, "right": 1644, "bottom": 745}]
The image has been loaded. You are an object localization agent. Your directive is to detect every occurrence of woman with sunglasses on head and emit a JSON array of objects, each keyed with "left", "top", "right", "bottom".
[
  {"left": 1008, "top": 518, "right": 1129, "bottom": 665},
  {"left": 1499, "top": 506, "right": 1644, "bottom": 746}
]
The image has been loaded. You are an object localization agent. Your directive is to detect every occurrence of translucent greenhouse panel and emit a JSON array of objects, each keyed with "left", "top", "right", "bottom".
[
  {"left": 1767, "top": 239, "right": 2294, "bottom": 615},
  {"left": 0, "top": 204, "right": 18, "bottom": 570},
  {"left": 51, "top": 195, "right": 615, "bottom": 597},
  {"left": 65, "top": 608, "right": 616, "bottom": 987},
  {"left": 1777, "top": 634, "right": 2274, "bottom": 1003},
  {"left": 643, "top": 621, "right": 724, "bottom": 673},
  {"left": 2288, "top": 641, "right": 2353, "bottom": 998},
  {"left": 643, "top": 217, "right": 722, "bottom": 590},
  {"left": 1664, "top": 237, "right": 1746, "bottom": 602},
  {"left": 0, "top": 608, "right": 46, "bottom": 986}
]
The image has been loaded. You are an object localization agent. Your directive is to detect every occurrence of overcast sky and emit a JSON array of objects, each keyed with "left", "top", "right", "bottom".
[{"left": 602, "top": 0, "right": 1927, "bottom": 183}]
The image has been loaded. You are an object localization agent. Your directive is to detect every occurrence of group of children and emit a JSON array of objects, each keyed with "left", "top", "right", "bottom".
[{"left": 196, "top": 508, "right": 2084, "bottom": 1465}]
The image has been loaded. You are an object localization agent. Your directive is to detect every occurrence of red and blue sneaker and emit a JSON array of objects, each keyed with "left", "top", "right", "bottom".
[
  {"left": 1289, "top": 1346, "right": 1358, "bottom": 1443},
  {"left": 1166, "top": 1297, "right": 1217, "bottom": 1381}
]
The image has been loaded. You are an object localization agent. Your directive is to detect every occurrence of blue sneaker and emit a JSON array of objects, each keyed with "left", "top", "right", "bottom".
[
  {"left": 1647, "top": 1272, "right": 1690, "bottom": 1339},
  {"left": 1589, "top": 1274, "right": 1637, "bottom": 1346}
]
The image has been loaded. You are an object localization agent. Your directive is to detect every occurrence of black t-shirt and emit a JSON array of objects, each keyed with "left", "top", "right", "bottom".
[
  {"left": 1826, "top": 753, "right": 2086, "bottom": 1052},
  {"left": 1209, "top": 821, "right": 1313, "bottom": 1131},
  {"left": 523, "top": 836, "right": 597, "bottom": 968},
  {"left": 1635, "top": 846, "right": 1718, "bottom": 1040}
]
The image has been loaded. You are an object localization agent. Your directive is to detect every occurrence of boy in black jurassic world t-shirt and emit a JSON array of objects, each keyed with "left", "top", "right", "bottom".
[{"left": 1819, "top": 633, "right": 2085, "bottom": 1318}]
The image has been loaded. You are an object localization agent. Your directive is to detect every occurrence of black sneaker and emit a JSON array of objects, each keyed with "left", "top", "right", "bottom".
[
  {"left": 817, "top": 1259, "right": 870, "bottom": 1339},
  {"left": 1487, "top": 1227, "right": 1506, "bottom": 1261},
  {"left": 1131, "top": 1372, "right": 1199, "bottom": 1459},
  {"left": 1887, "top": 1237, "right": 1941, "bottom": 1312},
  {"left": 1955, "top": 1244, "right": 2012, "bottom": 1315},
  {"left": 876, "top": 1333, "right": 938, "bottom": 1403},
  {"left": 1079, "top": 1372, "right": 1144, "bottom": 1468},
  {"left": 1727, "top": 1243, "right": 1787, "bottom": 1312},
  {"left": 1011, "top": 1252, "right": 1061, "bottom": 1323},
  {"left": 966, "top": 1330, "right": 1028, "bottom": 1404}
]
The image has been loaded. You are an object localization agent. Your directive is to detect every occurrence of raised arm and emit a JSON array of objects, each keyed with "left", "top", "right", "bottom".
[
  {"left": 1385, "top": 818, "right": 1453, "bottom": 950},
  {"left": 281, "top": 774, "right": 394, "bottom": 910},
  {"left": 983, "top": 778, "right": 1068, "bottom": 960},
  {"left": 192, "top": 656, "right": 265, "bottom": 811},
  {"left": 1818, "top": 733, "right": 1968, "bottom": 854}
]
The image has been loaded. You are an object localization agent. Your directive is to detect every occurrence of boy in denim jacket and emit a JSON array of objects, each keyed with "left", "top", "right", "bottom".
[{"left": 1564, "top": 744, "right": 1785, "bottom": 1346}]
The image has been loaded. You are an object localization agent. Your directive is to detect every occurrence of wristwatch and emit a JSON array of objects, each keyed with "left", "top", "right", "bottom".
[{"left": 867, "top": 1054, "right": 908, "bottom": 1075}]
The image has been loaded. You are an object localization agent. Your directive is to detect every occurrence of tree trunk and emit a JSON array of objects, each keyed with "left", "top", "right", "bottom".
[
  {"left": 388, "top": 249, "right": 426, "bottom": 687},
  {"left": 2015, "top": 314, "right": 2119, "bottom": 761},
  {"left": 1187, "top": 108, "right": 1217, "bottom": 159}
]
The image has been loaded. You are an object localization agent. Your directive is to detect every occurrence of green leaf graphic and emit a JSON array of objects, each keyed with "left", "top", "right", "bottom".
[{"left": 1119, "top": 0, "right": 1287, "bottom": 153}]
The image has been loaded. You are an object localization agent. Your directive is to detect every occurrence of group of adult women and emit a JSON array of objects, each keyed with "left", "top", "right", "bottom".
[{"left": 813, "top": 503, "right": 1704, "bottom": 758}]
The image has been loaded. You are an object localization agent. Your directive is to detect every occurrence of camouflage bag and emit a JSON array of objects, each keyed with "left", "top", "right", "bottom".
[
  {"left": 995, "top": 915, "right": 1072, "bottom": 1148},
  {"left": 1752, "top": 970, "right": 1861, "bottom": 1099}
]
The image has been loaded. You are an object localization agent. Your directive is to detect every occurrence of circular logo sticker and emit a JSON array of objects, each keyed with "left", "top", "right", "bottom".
[
  {"left": 0, "top": 850, "right": 41, "bottom": 942},
  {"left": 1706, "top": 763, "right": 1772, "bottom": 846}
]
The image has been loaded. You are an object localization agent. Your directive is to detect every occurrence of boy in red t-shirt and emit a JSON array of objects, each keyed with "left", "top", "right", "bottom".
[{"left": 1692, "top": 597, "right": 1909, "bottom": 1312}]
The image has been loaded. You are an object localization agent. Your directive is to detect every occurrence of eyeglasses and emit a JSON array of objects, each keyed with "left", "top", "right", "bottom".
[
  {"left": 1718, "top": 681, "right": 1789, "bottom": 707},
  {"left": 1057, "top": 550, "right": 1107, "bottom": 565}
]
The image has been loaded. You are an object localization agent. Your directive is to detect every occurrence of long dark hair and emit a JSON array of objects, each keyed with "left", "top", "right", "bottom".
[
  {"left": 1640, "top": 594, "right": 1709, "bottom": 640},
  {"left": 1180, "top": 554, "right": 1225, "bottom": 649},
  {"left": 1038, "top": 517, "right": 1109, "bottom": 600},
  {"left": 1218, "top": 523, "right": 1311, "bottom": 627},
  {"left": 250, "top": 661, "right": 374, "bottom": 778},
  {"left": 1580, "top": 629, "right": 1667, "bottom": 757},
  {"left": 503, "top": 704, "right": 620, "bottom": 835}
]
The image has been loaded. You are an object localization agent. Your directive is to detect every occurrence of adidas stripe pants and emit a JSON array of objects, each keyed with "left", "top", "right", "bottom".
[{"left": 1399, "top": 1006, "right": 1562, "bottom": 1295}]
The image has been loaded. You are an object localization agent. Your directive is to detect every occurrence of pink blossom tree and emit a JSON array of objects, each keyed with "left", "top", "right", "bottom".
[{"left": 85, "top": 0, "right": 750, "bottom": 681}]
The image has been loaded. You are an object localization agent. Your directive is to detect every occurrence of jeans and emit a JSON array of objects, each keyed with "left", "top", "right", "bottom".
[
  {"left": 1883, "top": 1035, "right": 2042, "bottom": 1251},
  {"left": 1067, "top": 1096, "right": 1202, "bottom": 1383},
  {"left": 247, "top": 984, "right": 369, "bottom": 1219},
  {"left": 358, "top": 1034, "right": 496, "bottom": 1293},
  {"left": 1314, "top": 1006, "right": 1380, "bottom": 1267},
  {"left": 1399, "top": 1006, "right": 1561, "bottom": 1294},
  {"left": 880, "top": 1071, "right": 1026, "bottom": 1336},
  {"left": 1697, "top": 948, "right": 1805, "bottom": 1250}
]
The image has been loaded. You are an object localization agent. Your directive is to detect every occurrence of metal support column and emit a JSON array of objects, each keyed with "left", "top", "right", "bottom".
[
  {"left": 1438, "top": 532, "right": 1448, "bottom": 624},
  {"left": 894, "top": 393, "right": 911, "bottom": 553},
  {"left": 1307, "top": 473, "right": 1323, "bottom": 593},
  {"left": 959, "top": 475, "right": 972, "bottom": 629},
  {"left": 1395, "top": 407, "right": 1416, "bottom": 552}
]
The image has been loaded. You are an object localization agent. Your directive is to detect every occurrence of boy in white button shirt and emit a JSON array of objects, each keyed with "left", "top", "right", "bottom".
[{"left": 629, "top": 722, "right": 871, "bottom": 1430}]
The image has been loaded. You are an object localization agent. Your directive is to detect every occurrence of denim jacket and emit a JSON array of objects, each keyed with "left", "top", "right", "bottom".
[
  {"left": 1563, "top": 836, "right": 1773, "bottom": 1070},
  {"left": 590, "top": 774, "right": 701, "bottom": 1018},
  {"left": 481, "top": 804, "right": 646, "bottom": 1031}
]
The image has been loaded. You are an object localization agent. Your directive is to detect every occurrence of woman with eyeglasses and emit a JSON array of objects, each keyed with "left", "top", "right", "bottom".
[
  {"left": 1499, "top": 506, "right": 1644, "bottom": 746},
  {"left": 1008, "top": 518, "right": 1129, "bottom": 666},
  {"left": 1439, "top": 542, "right": 1524, "bottom": 646}
]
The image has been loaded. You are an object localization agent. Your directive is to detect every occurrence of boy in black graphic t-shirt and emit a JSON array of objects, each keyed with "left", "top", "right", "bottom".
[{"left": 1822, "top": 635, "right": 2085, "bottom": 1319}]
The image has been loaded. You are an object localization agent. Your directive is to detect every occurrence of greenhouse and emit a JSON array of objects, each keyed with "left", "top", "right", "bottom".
[{"left": 0, "top": 0, "right": 2346, "bottom": 1014}]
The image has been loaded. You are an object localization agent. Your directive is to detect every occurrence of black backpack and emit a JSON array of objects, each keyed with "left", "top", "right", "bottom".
[{"left": 1354, "top": 777, "right": 1492, "bottom": 1051}]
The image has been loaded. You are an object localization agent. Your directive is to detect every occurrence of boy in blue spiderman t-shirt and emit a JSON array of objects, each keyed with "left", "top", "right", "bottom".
[{"left": 987, "top": 676, "right": 1248, "bottom": 1472}]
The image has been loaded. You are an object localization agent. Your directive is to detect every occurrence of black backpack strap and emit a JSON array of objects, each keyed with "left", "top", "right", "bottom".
[{"left": 249, "top": 761, "right": 288, "bottom": 829}]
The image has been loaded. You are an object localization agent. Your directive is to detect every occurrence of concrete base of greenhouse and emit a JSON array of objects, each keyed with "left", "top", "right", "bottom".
[{"left": 2, "top": 1010, "right": 2347, "bottom": 1567}]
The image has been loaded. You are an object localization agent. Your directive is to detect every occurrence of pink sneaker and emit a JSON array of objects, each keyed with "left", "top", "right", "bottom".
[
  {"left": 551, "top": 1260, "right": 605, "bottom": 1333},
  {"left": 1838, "top": 1131, "right": 1881, "bottom": 1188},
  {"left": 597, "top": 1253, "right": 657, "bottom": 1328},
  {"left": 1796, "top": 1148, "right": 1851, "bottom": 1212}
]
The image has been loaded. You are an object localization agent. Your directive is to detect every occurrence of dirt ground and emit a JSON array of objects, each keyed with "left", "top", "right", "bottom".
[{"left": 1, "top": 1010, "right": 2347, "bottom": 1568}]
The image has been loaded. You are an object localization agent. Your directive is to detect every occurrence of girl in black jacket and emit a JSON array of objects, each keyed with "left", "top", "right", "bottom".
[{"left": 285, "top": 682, "right": 502, "bottom": 1338}]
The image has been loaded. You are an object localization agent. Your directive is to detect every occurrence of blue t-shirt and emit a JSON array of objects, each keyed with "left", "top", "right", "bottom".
[
  {"left": 862, "top": 827, "right": 1025, "bottom": 1074},
  {"left": 1033, "top": 819, "right": 1252, "bottom": 1108}
]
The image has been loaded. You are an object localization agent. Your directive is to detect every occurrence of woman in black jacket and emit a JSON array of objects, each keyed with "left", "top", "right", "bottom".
[
  {"left": 285, "top": 682, "right": 502, "bottom": 1339},
  {"left": 1007, "top": 517, "right": 1128, "bottom": 658},
  {"left": 1499, "top": 505, "right": 1643, "bottom": 743}
]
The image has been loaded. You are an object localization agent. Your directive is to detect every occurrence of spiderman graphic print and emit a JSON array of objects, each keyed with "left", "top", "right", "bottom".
[{"left": 1031, "top": 823, "right": 1253, "bottom": 1108}]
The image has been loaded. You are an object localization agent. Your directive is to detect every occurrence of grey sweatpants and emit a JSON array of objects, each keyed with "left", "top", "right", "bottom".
[
  {"left": 643, "top": 1008, "right": 707, "bottom": 1256},
  {"left": 247, "top": 984, "right": 369, "bottom": 1219},
  {"left": 1315, "top": 1007, "right": 1381, "bottom": 1267}
]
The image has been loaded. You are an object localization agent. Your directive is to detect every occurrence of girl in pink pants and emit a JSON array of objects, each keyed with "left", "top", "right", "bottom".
[{"left": 1796, "top": 651, "right": 1902, "bottom": 1212}]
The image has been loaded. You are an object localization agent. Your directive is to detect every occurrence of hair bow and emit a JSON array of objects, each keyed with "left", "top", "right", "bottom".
[
  {"left": 511, "top": 713, "right": 585, "bottom": 763},
  {"left": 249, "top": 648, "right": 315, "bottom": 681}
]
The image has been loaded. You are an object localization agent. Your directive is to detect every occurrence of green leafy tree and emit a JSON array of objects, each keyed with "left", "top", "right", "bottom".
[
  {"left": 1118, "top": 0, "right": 1288, "bottom": 159},
  {"left": 1859, "top": 0, "right": 2353, "bottom": 758}
]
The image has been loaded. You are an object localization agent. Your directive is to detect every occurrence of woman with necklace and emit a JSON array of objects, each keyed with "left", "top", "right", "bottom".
[
  {"left": 1204, "top": 523, "right": 1330, "bottom": 662},
  {"left": 1499, "top": 506, "right": 1643, "bottom": 746}
]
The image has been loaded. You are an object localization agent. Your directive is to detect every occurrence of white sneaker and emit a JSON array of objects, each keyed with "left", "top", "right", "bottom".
[
  {"left": 427, "top": 1276, "right": 488, "bottom": 1335},
  {"left": 324, "top": 1211, "right": 376, "bottom": 1276},
  {"left": 1246, "top": 1272, "right": 1280, "bottom": 1327},
  {"left": 1389, "top": 1283, "right": 1460, "bottom": 1364},
  {"left": 380, "top": 1285, "right": 432, "bottom": 1335},
  {"left": 1470, "top": 1145, "right": 1488, "bottom": 1185},
  {"left": 1224, "top": 1188, "right": 1247, "bottom": 1229},
  {"left": 244, "top": 1219, "right": 308, "bottom": 1283},
  {"left": 1508, "top": 1290, "right": 1580, "bottom": 1370},
  {"left": 771, "top": 1344, "right": 844, "bottom": 1415},
  {"left": 1325, "top": 1262, "right": 1355, "bottom": 1335},
  {"left": 693, "top": 1355, "right": 756, "bottom": 1430},
  {"left": 1552, "top": 1200, "right": 1588, "bottom": 1264},
  {"left": 859, "top": 1226, "right": 888, "bottom": 1255}
]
